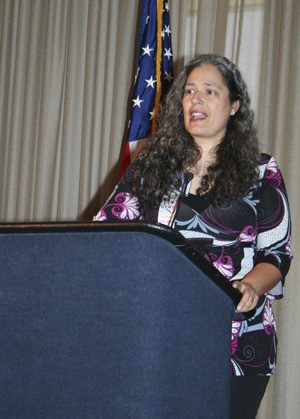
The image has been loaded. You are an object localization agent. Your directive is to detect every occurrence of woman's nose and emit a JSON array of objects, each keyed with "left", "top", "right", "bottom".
[{"left": 191, "top": 91, "right": 203, "bottom": 104}]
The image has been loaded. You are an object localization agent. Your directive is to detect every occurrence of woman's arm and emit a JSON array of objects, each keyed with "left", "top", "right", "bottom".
[
  {"left": 93, "top": 165, "right": 142, "bottom": 222},
  {"left": 232, "top": 263, "right": 282, "bottom": 312},
  {"left": 233, "top": 155, "right": 292, "bottom": 313}
]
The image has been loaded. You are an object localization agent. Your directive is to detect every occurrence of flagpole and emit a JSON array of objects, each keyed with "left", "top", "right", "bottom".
[{"left": 152, "top": 0, "right": 163, "bottom": 136}]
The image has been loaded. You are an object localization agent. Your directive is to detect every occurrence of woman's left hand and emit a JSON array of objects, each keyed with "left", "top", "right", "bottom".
[
  {"left": 232, "top": 281, "right": 259, "bottom": 312},
  {"left": 231, "top": 263, "right": 282, "bottom": 313}
]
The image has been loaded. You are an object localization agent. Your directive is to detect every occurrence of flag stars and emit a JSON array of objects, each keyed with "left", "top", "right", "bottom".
[
  {"left": 162, "top": 25, "right": 171, "bottom": 39},
  {"left": 164, "top": 25, "right": 171, "bottom": 36},
  {"left": 165, "top": 71, "right": 173, "bottom": 83},
  {"left": 164, "top": 47, "right": 173, "bottom": 60},
  {"left": 142, "top": 44, "right": 154, "bottom": 56},
  {"left": 132, "top": 96, "right": 144, "bottom": 108},
  {"left": 145, "top": 76, "right": 156, "bottom": 88},
  {"left": 165, "top": 2, "right": 170, "bottom": 12}
]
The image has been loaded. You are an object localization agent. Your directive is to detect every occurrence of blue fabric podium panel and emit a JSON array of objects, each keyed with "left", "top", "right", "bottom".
[{"left": 0, "top": 224, "right": 234, "bottom": 418}]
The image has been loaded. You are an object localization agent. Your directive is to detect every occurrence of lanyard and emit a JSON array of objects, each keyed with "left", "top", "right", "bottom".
[{"left": 157, "top": 173, "right": 193, "bottom": 226}]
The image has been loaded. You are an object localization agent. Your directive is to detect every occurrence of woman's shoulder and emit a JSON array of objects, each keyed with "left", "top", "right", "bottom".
[
  {"left": 259, "top": 153, "right": 273, "bottom": 165},
  {"left": 257, "top": 153, "right": 286, "bottom": 189},
  {"left": 258, "top": 153, "right": 281, "bottom": 172}
]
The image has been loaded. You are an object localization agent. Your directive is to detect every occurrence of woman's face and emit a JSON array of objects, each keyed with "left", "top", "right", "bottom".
[{"left": 182, "top": 64, "right": 239, "bottom": 148}]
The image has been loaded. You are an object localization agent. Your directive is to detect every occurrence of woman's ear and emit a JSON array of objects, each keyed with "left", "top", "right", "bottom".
[{"left": 230, "top": 100, "right": 241, "bottom": 116}]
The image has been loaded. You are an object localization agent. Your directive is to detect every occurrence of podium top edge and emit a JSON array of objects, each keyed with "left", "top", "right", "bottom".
[{"left": 0, "top": 221, "right": 182, "bottom": 242}]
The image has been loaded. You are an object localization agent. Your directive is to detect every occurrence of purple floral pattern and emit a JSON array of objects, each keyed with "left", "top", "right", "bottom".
[
  {"left": 94, "top": 192, "right": 140, "bottom": 221},
  {"left": 208, "top": 250, "right": 234, "bottom": 279},
  {"left": 263, "top": 299, "right": 276, "bottom": 336},
  {"left": 231, "top": 320, "right": 242, "bottom": 355}
]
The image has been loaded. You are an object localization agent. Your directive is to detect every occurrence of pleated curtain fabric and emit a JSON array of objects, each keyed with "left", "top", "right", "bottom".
[{"left": 0, "top": 0, "right": 139, "bottom": 222}]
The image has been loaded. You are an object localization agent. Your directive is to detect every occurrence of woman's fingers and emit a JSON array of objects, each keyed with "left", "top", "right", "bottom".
[{"left": 232, "top": 281, "right": 258, "bottom": 312}]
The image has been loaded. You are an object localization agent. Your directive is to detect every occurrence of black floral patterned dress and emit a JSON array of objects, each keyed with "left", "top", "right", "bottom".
[{"left": 94, "top": 153, "right": 292, "bottom": 376}]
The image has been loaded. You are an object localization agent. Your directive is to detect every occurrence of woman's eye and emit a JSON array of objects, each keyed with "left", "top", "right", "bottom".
[
  {"left": 184, "top": 89, "right": 194, "bottom": 95},
  {"left": 207, "top": 89, "right": 215, "bottom": 95}
]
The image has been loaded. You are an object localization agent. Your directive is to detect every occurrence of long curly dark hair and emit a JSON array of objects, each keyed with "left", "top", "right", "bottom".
[{"left": 131, "top": 54, "right": 260, "bottom": 216}]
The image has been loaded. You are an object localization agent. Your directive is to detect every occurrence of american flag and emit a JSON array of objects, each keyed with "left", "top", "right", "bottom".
[{"left": 120, "top": 0, "right": 174, "bottom": 175}]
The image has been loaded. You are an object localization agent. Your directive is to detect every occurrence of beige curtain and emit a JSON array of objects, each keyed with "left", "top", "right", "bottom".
[
  {"left": 0, "top": 0, "right": 299, "bottom": 417},
  {"left": 0, "top": 0, "right": 139, "bottom": 222}
]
